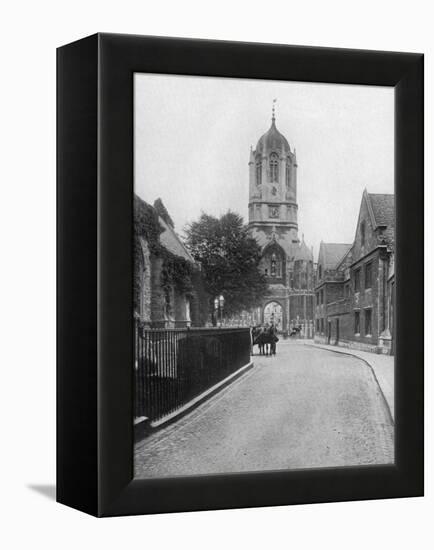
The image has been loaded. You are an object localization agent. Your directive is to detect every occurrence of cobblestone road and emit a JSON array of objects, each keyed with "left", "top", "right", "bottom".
[{"left": 134, "top": 343, "right": 394, "bottom": 478}]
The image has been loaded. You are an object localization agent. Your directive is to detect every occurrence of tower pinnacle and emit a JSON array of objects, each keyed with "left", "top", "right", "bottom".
[{"left": 272, "top": 98, "right": 277, "bottom": 123}]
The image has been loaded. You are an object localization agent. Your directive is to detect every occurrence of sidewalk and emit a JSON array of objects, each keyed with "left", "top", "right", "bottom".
[{"left": 302, "top": 340, "right": 394, "bottom": 421}]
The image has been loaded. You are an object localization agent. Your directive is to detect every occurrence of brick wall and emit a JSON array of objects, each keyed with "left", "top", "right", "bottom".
[{"left": 351, "top": 253, "right": 380, "bottom": 346}]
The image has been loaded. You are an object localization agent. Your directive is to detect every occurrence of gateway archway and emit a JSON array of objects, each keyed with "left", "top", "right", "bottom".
[{"left": 263, "top": 301, "right": 283, "bottom": 330}]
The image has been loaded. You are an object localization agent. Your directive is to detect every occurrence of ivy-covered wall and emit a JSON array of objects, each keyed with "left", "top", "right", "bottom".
[{"left": 134, "top": 195, "right": 209, "bottom": 327}]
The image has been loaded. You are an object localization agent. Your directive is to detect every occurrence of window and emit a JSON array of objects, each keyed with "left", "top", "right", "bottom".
[
  {"left": 321, "top": 289, "right": 325, "bottom": 304},
  {"left": 316, "top": 319, "right": 320, "bottom": 332},
  {"left": 354, "top": 268, "right": 361, "bottom": 292},
  {"left": 318, "top": 264, "right": 322, "bottom": 279},
  {"left": 361, "top": 220, "right": 366, "bottom": 246},
  {"left": 320, "top": 318, "right": 324, "bottom": 333},
  {"left": 365, "top": 262, "right": 372, "bottom": 289},
  {"left": 270, "top": 153, "right": 279, "bottom": 182},
  {"left": 345, "top": 283, "right": 350, "bottom": 298},
  {"left": 286, "top": 159, "right": 291, "bottom": 187},
  {"left": 256, "top": 160, "right": 262, "bottom": 185},
  {"left": 365, "top": 308, "right": 372, "bottom": 335},
  {"left": 264, "top": 249, "right": 283, "bottom": 279},
  {"left": 354, "top": 311, "right": 360, "bottom": 334},
  {"left": 270, "top": 252, "right": 282, "bottom": 278}
]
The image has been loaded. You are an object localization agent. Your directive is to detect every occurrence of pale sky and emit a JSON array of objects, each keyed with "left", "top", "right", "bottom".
[{"left": 134, "top": 73, "right": 394, "bottom": 259}]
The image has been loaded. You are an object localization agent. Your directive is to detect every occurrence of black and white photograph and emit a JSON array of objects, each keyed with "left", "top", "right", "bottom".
[
  {"left": 3, "top": 0, "right": 429, "bottom": 542},
  {"left": 133, "top": 74, "right": 395, "bottom": 478}
]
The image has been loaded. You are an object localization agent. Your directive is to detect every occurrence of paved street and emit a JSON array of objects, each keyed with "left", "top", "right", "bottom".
[
  {"left": 134, "top": 343, "right": 394, "bottom": 478},
  {"left": 307, "top": 341, "right": 395, "bottom": 420}
]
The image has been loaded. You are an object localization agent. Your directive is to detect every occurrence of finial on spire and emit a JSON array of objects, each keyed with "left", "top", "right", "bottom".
[{"left": 272, "top": 98, "right": 277, "bottom": 122}]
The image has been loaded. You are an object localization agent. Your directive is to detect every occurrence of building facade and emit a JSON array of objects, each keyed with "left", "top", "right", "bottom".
[
  {"left": 134, "top": 196, "right": 207, "bottom": 328},
  {"left": 247, "top": 110, "right": 315, "bottom": 335},
  {"left": 314, "top": 190, "right": 395, "bottom": 355}
]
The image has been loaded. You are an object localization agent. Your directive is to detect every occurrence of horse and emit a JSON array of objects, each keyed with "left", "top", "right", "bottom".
[
  {"left": 251, "top": 325, "right": 278, "bottom": 356},
  {"left": 289, "top": 325, "right": 302, "bottom": 338}
]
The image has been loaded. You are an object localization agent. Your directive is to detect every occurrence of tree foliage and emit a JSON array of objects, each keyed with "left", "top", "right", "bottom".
[{"left": 184, "top": 211, "right": 267, "bottom": 316}]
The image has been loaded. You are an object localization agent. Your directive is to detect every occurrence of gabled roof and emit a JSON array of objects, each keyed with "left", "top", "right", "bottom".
[
  {"left": 367, "top": 193, "right": 395, "bottom": 229},
  {"left": 294, "top": 238, "right": 313, "bottom": 262},
  {"left": 335, "top": 245, "right": 353, "bottom": 270},
  {"left": 159, "top": 217, "right": 195, "bottom": 263},
  {"left": 320, "top": 242, "right": 352, "bottom": 270}
]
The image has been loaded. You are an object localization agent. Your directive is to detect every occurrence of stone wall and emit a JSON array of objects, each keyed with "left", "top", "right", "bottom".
[
  {"left": 139, "top": 239, "right": 152, "bottom": 325},
  {"left": 150, "top": 256, "right": 167, "bottom": 326}
]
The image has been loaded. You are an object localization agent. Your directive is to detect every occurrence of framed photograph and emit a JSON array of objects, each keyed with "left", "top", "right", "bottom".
[{"left": 57, "top": 33, "right": 423, "bottom": 517}]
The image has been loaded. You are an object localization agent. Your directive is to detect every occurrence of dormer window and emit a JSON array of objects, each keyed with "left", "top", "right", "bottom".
[{"left": 270, "top": 153, "right": 279, "bottom": 182}]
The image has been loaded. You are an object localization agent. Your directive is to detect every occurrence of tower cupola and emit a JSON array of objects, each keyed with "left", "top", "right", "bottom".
[{"left": 255, "top": 113, "right": 291, "bottom": 155}]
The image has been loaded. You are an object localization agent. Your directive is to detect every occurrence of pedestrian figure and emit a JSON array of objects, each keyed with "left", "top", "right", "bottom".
[{"left": 269, "top": 323, "right": 279, "bottom": 355}]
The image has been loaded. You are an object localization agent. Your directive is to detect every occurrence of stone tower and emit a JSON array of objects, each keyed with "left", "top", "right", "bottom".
[
  {"left": 247, "top": 106, "right": 315, "bottom": 335},
  {"left": 248, "top": 105, "right": 299, "bottom": 248}
]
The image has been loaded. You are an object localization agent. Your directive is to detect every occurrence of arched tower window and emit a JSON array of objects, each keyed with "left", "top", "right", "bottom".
[
  {"left": 256, "top": 159, "right": 262, "bottom": 186},
  {"left": 271, "top": 253, "right": 282, "bottom": 278},
  {"left": 270, "top": 153, "right": 279, "bottom": 182},
  {"left": 286, "top": 159, "right": 291, "bottom": 187},
  {"left": 261, "top": 245, "right": 284, "bottom": 280}
]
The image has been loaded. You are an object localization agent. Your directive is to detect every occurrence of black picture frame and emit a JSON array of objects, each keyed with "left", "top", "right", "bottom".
[{"left": 57, "top": 33, "right": 424, "bottom": 517}]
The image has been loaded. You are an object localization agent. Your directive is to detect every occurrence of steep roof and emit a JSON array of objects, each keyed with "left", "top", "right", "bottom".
[
  {"left": 335, "top": 245, "right": 353, "bottom": 271},
  {"left": 367, "top": 193, "right": 395, "bottom": 229},
  {"left": 159, "top": 217, "right": 195, "bottom": 263},
  {"left": 294, "top": 239, "right": 313, "bottom": 262},
  {"left": 321, "top": 242, "right": 352, "bottom": 270}
]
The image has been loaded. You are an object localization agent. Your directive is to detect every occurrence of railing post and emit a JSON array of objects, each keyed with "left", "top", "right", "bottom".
[{"left": 134, "top": 327, "right": 251, "bottom": 423}]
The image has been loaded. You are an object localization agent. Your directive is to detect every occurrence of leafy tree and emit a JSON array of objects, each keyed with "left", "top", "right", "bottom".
[{"left": 184, "top": 211, "right": 267, "bottom": 316}]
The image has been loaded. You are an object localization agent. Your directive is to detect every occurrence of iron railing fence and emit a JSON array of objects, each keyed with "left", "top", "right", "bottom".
[{"left": 134, "top": 325, "right": 251, "bottom": 422}]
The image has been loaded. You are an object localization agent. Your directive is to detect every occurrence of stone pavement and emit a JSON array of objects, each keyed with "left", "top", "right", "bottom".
[
  {"left": 134, "top": 344, "right": 394, "bottom": 478},
  {"left": 302, "top": 340, "right": 394, "bottom": 421}
]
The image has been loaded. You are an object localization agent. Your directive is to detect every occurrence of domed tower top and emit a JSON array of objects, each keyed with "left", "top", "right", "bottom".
[
  {"left": 248, "top": 102, "right": 299, "bottom": 244},
  {"left": 255, "top": 103, "right": 291, "bottom": 155}
]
